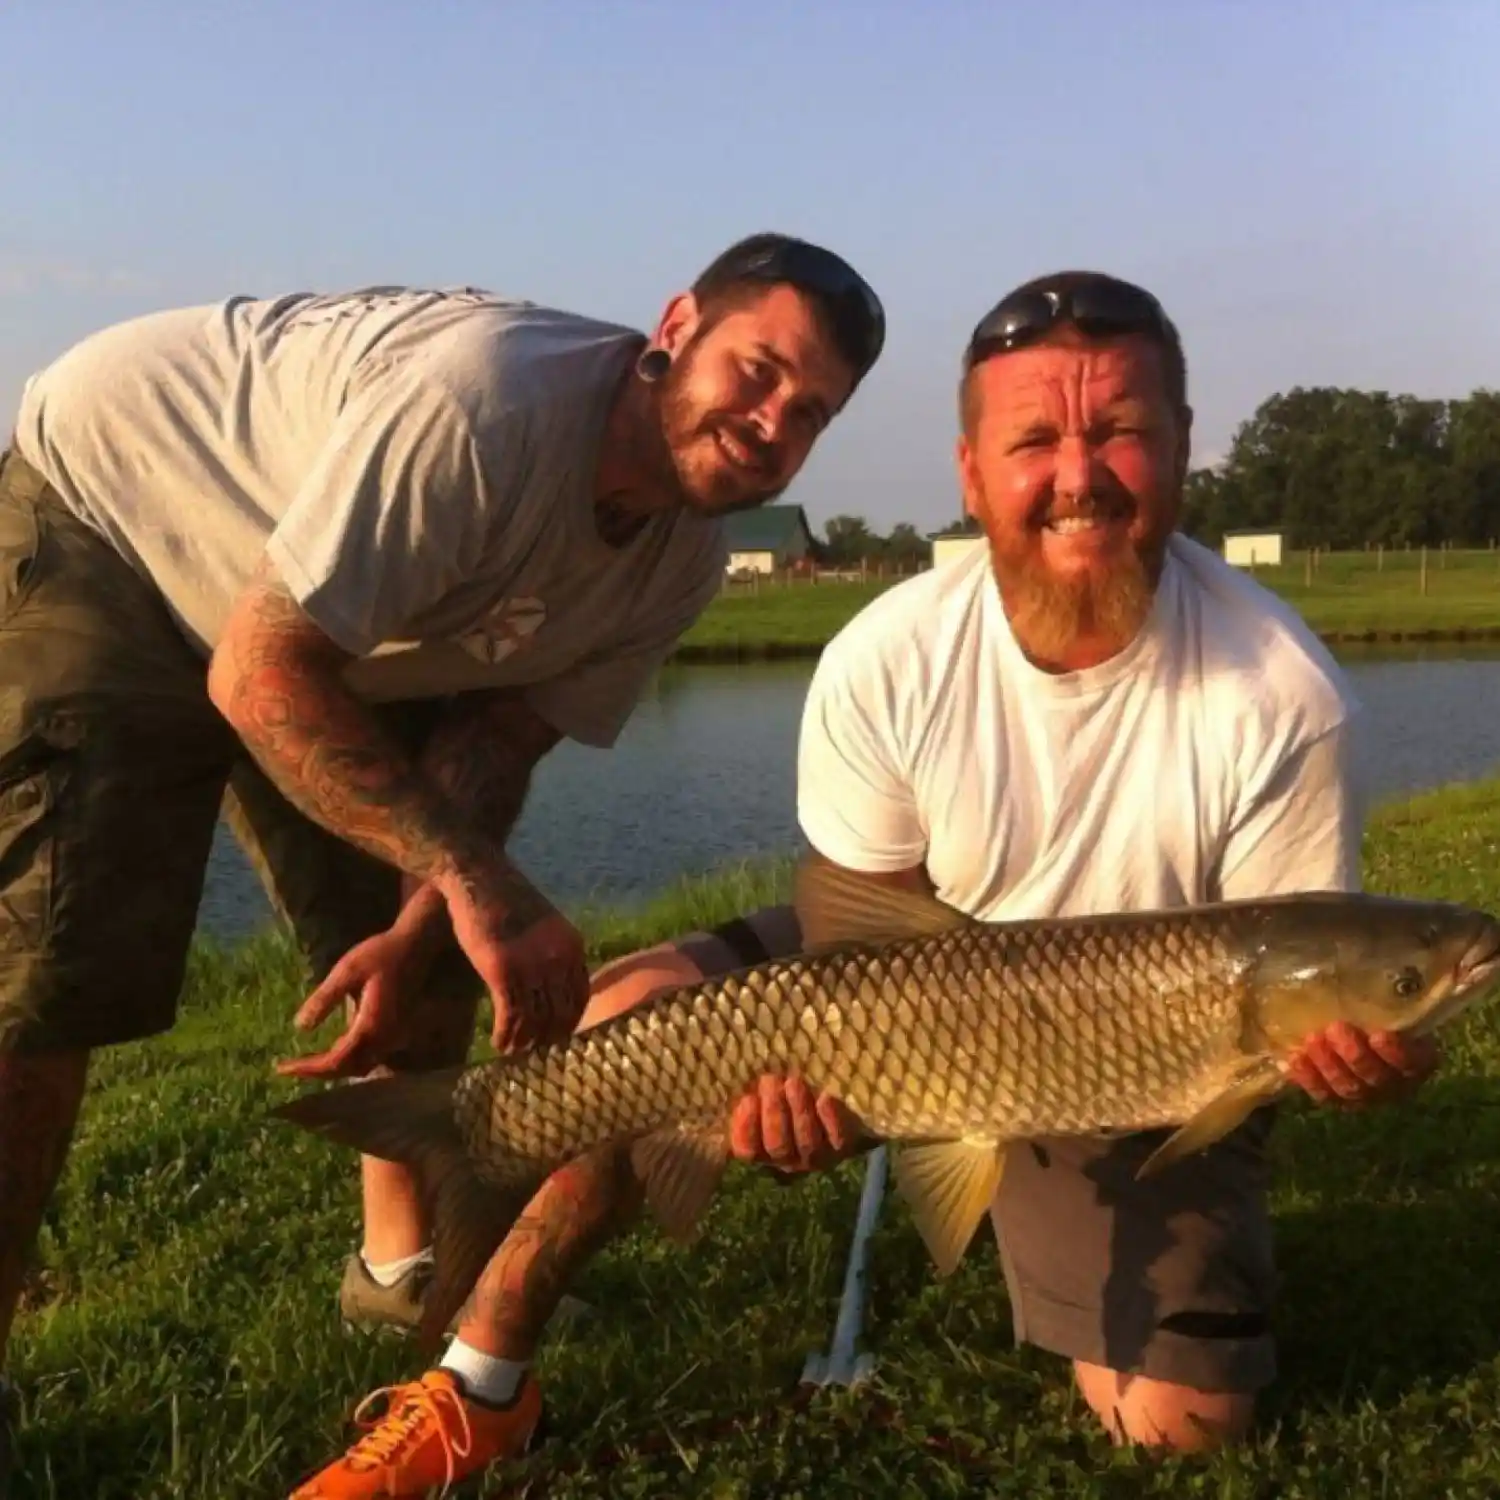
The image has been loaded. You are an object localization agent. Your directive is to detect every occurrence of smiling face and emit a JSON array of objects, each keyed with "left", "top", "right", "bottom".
[
  {"left": 957, "top": 328, "right": 1191, "bottom": 671},
  {"left": 650, "top": 283, "right": 857, "bottom": 515}
]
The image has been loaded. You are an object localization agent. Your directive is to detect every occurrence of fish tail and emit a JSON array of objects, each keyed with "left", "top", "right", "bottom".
[{"left": 272, "top": 1071, "right": 534, "bottom": 1353}]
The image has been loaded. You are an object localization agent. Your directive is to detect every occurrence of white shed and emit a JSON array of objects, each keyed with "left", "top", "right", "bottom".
[
  {"left": 929, "top": 529, "right": 987, "bottom": 570},
  {"left": 1222, "top": 530, "right": 1285, "bottom": 567}
]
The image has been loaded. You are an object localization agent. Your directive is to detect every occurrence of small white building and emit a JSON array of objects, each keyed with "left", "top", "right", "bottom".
[
  {"left": 1222, "top": 529, "right": 1285, "bottom": 567},
  {"left": 929, "top": 524, "right": 986, "bottom": 570},
  {"left": 722, "top": 504, "right": 816, "bottom": 575}
]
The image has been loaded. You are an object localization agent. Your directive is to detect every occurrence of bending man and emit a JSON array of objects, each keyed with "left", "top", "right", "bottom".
[{"left": 0, "top": 233, "right": 885, "bottom": 1490}]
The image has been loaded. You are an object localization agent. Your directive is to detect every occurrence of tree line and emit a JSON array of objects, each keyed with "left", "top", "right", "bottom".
[
  {"left": 814, "top": 386, "right": 1500, "bottom": 562},
  {"left": 1180, "top": 387, "right": 1500, "bottom": 550},
  {"left": 816, "top": 515, "right": 934, "bottom": 568}
]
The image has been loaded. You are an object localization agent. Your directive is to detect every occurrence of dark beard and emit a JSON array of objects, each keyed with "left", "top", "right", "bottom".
[{"left": 654, "top": 351, "right": 784, "bottom": 516}]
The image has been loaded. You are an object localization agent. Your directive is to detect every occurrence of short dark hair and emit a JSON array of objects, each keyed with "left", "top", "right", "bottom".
[
  {"left": 689, "top": 231, "right": 886, "bottom": 395},
  {"left": 959, "top": 269, "right": 1187, "bottom": 435}
]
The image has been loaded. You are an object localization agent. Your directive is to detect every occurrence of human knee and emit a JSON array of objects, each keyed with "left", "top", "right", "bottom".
[
  {"left": 579, "top": 904, "right": 802, "bottom": 1032},
  {"left": 1073, "top": 1361, "right": 1255, "bottom": 1452},
  {"left": 577, "top": 944, "right": 707, "bottom": 1031}
]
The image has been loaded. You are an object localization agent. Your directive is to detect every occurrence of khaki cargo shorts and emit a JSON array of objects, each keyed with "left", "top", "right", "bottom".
[
  {"left": 679, "top": 904, "right": 1279, "bottom": 1395},
  {"left": 0, "top": 448, "right": 472, "bottom": 1056}
]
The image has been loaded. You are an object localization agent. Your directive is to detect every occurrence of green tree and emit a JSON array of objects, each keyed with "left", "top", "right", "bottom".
[
  {"left": 1178, "top": 385, "right": 1500, "bottom": 549},
  {"left": 822, "top": 514, "right": 877, "bottom": 565},
  {"left": 881, "top": 522, "right": 928, "bottom": 567}
]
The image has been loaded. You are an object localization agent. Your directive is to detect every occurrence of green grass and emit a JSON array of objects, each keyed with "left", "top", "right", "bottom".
[
  {"left": 677, "top": 578, "right": 897, "bottom": 656},
  {"left": 15, "top": 786, "right": 1500, "bottom": 1496},
  {"left": 671, "top": 549, "right": 1500, "bottom": 659},
  {"left": 1249, "top": 547, "right": 1500, "bottom": 638}
]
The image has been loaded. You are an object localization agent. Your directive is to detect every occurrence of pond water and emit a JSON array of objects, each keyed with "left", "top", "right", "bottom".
[{"left": 195, "top": 644, "right": 1500, "bottom": 944}]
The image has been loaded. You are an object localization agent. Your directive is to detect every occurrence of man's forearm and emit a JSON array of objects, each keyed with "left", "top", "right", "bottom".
[
  {"left": 209, "top": 576, "right": 506, "bottom": 902},
  {"left": 217, "top": 658, "right": 474, "bottom": 889},
  {"left": 390, "top": 692, "right": 560, "bottom": 953}
]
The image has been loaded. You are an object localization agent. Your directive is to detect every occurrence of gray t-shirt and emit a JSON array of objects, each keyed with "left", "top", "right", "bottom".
[{"left": 13, "top": 287, "right": 727, "bottom": 746}]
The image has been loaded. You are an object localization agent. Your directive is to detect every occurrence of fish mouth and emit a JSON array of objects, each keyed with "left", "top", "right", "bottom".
[
  {"left": 1457, "top": 925, "right": 1500, "bottom": 995},
  {"left": 1412, "top": 924, "right": 1500, "bottom": 1036}
]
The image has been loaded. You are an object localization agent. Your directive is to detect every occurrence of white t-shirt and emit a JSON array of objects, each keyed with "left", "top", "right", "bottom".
[
  {"left": 13, "top": 287, "right": 727, "bottom": 746},
  {"left": 797, "top": 536, "right": 1364, "bottom": 919}
]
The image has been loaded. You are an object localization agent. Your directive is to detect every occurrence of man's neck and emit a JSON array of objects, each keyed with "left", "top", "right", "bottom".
[
  {"left": 1016, "top": 633, "right": 1133, "bottom": 674},
  {"left": 591, "top": 364, "right": 683, "bottom": 537}
]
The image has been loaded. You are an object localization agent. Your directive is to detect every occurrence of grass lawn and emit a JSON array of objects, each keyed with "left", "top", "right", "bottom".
[
  {"left": 674, "top": 548, "right": 1500, "bottom": 658},
  {"left": 677, "top": 577, "right": 896, "bottom": 655},
  {"left": 1253, "top": 547, "right": 1500, "bottom": 638},
  {"left": 14, "top": 784, "right": 1500, "bottom": 1496}
]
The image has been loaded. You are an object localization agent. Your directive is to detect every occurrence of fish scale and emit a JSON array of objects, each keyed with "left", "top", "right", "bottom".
[{"left": 452, "top": 910, "right": 1255, "bottom": 1178}]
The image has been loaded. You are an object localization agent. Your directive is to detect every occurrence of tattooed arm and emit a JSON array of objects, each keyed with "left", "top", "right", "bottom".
[
  {"left": 211, "top": 562, "right": 590, "bottom": 1051},
  {"left": 388, "top": 688, "right": 565, "bottom": 957},
  {"left": 209, "top": 563, "right": 498, "bottom": 894}
]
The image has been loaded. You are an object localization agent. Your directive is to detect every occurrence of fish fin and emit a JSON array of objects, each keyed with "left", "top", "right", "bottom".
[
  {"left": 630, "top": 1125, "right": 731, "bottom": 1244},
  {"left": 273, "top": 1074, "right": 531, "bottom": 1353},
  {"left": 793, "top": 858, "right": 971, "bottom": 949},
  {"left": 1136, "top": 1063, "right": 1285, "bottom": 1180},
  {"left": 890, "top": 1138, "right": 1007, "bottom": 1277}
]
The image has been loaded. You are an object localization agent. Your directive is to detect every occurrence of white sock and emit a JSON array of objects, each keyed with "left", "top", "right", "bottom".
[
  {"left": 439, "top": 1338, "right": 528, "bottom": 1407},
  {"left": 360, "top": 1246, "right": 432, "bottom": 1288}
]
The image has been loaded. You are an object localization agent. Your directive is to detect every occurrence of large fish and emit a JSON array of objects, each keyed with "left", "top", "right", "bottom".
[{"left": 273, "top": 863, "right": 1500, "bottom": 1347}]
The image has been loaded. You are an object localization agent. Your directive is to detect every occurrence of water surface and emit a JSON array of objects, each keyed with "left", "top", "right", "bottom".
[{"left": 196, "top": 645, "right": 1500, "bottom": 943}]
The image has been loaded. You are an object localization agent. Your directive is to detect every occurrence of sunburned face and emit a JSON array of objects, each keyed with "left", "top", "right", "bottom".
[
  {"left": 653, "top": 283, "right": 857, "bottom": 515},
  {"left": 957, "top": 332, "right": 1190, "bottom": 671}
]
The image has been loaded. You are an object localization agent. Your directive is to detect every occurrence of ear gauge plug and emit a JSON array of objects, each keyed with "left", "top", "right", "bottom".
[{"left": 636, "top": 348, "right": 672, "bottom": 382}]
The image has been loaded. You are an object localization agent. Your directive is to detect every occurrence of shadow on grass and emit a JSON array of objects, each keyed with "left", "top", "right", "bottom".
[
  {"left": 769, "top": 1078, "right": 1500, "bottom": 1428},
  {"left": 1261, "top": 1077, "right": 1500, "bottom": 1418}
]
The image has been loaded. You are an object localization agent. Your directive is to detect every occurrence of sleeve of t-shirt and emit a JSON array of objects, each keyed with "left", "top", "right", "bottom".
[
  {"left": 263, "top": 368, "right": 502, "bottom": 657},
  {"left": 522, "top": 541, "right": 724, "bottom": 750},
  {"left": 1213, "top": 714, "right": 1366, "bottom": 900},
  {"left": 795, "top": 633, "right": 927, "bottom": 873}
]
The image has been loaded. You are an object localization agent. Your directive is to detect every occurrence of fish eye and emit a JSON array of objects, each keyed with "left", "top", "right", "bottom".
[
  {"left": 1419, "top": 924, "right": 1440, "bottom": 947},
  {"left": 1393, "top": 967, "right": 1423, "bottom": 997}
]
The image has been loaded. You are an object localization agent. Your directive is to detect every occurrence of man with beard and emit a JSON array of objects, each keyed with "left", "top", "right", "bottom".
[
  {"left": 0, "top": 232, "right": 884, "bottom": 1493},
  {"left": 351, "top": 269, "right": 1439, "bottom": 1476}
]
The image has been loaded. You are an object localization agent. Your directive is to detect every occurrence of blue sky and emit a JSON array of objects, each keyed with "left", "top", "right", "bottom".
[{"left": 2, "top": 0, "right": 1494, "bottom": 533}]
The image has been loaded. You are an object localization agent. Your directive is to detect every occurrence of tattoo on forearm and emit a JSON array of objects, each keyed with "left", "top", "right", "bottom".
[
  {"left": 214, "top": 575, "right": 555, "bottom": 933},
  {"left": 217, "top": 578, "right": 464, "bottom": 880},
  {"left": 420, "top": 693, "right": 548, "bottom": 844},
  {"left": 414, "top": 693, "right": 559, "bottom": 932},
  {"left": 467, "top": 1145, "right": 643, "bottom": 1359}
]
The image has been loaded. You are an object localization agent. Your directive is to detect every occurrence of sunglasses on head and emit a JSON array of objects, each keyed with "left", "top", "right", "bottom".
[
  {"left": 963, "top": 280, "right": 1171, "bottom": 372},
  {"left": 727, "top": 240, "right": 887, "bottom": 380}
]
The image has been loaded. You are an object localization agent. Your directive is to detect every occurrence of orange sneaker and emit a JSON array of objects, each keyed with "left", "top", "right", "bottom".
[{"left": 290, "top": 1369, "right": 542, "bottom": 1498}]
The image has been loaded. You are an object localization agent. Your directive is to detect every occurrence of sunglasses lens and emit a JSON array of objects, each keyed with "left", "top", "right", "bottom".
[
  {"left": 964, "top": 290, "right": 1055, "bottom": 364},
  {"left": 1067, "top": 284, "right": 1163, "bottom": 337},
  {"left": 965, "top": 283, "right": 1165, "bottom": 368}
]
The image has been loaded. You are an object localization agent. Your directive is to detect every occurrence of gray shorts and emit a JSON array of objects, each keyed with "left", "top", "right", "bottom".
[{"left": 677, "top": 903, "right": 1278, "bottom": 1395}]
